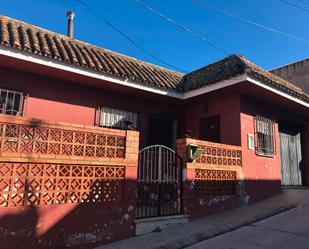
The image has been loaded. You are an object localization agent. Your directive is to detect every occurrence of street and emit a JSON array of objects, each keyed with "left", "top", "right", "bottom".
[{"left": 187, "top": 193, "right": 309, "bottom": 249}]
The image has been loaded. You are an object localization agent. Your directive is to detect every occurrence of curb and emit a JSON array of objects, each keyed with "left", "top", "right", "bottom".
[{"left": 155, "top": 203, "right": 297, "bottom": 249}]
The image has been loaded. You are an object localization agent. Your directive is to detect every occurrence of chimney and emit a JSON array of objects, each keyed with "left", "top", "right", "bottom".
[{"left": 66, "top": 10, "right": 75, "bottom": 38}]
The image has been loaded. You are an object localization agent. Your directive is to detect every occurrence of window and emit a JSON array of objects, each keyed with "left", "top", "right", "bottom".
[
  {"left": 0, "top": 88, "right": 24, "bottom": 116},
  {"left": 255, "top": 115, "right": 275, "bottom": 156},
  {"left": 100, "top": 107, "right": 138, "bottom": 130},
  {"left": 247, "top": 134, "right": 255, "bottom": 150}
]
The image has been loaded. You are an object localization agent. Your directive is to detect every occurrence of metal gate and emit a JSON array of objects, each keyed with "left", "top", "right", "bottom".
[
  {"left": 280, "top": 129, "right": 303, "bottom": 186},
  {"left": 136, "top": 145, "right": 182, "bottom": 219}
]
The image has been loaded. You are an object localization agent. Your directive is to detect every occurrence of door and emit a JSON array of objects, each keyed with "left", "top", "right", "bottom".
[
  {"left": 147, "top": 117, "right": 177, "bottom": 148},
  {"left": 279, "top": 127, "right": 304, "bottom": 186},
  {"left": 136, "top": 145, "right": 182, "bottom": 218},
  {"left": 200, "top": 115, "right": 221, "bottom": 143}
]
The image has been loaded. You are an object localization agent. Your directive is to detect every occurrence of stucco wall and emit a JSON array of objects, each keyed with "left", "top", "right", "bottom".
[
  {"left": 240, "top": 95, "right": 309, "bottom": 201},
  {"left": 0, "top": 67, "right": 183, "bottom": 149},
  {"left": 184, "top": 94, "right": 241, "bottom": 146},
  {"left": 240, "top": 112, "right": 282, "bottom": 202},
  {"left": 271, "top": 59, "right": 309, "bottom": 94}
]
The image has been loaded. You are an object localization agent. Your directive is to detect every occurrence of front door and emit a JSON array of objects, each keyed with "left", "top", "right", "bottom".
[
  {"left": 147, "top": 117, "right": 177, "bottom": 148},
  {"left": 279, "top": 126, "right": 304, "bottom": 186},
  {"left": 200, "top": 115, "right": 221, "bottom": 143},
  {"left": 136, "top": 145, "right": 182, "bottom": 218}
]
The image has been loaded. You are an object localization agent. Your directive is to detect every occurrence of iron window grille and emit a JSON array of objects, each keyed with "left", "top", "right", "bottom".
[
  {"left": 0, "top": 88, "right": 24, "bottom": 116},
  {"left": 254, "top": 115, "right": 276, "bottom": 156},
  {"left": 99, "top": 107, "right": 138, "bottom": 130}
]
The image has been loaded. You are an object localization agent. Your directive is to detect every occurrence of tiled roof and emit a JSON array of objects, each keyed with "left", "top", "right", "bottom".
[
  {"left": 0, "top": 15, "right": 183, "bottom": 91},
  {"left": 179, "top": 55, "right": 309, "bottom": 102},
  {"left": 0, "top": 15, "right": 308, "bottom": 103}
]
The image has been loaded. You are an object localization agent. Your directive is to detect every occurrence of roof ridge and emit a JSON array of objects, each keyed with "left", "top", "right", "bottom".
[
  {"left": 238, "top": 55, "right": 308, "bottom": 96},
  {"left": 178, "top": 54, "right": 309, "bottom": 101}
]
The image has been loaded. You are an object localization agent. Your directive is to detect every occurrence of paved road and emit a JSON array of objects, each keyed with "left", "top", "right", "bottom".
[{"left": 187, "top": 198, "right": 309, "bottom": 249}]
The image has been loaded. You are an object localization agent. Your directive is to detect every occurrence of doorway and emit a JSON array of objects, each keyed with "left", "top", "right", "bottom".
[
  {"left": 279, "top": 124, "right": 305, "bottom": 186},
  {"left": 147, "top": 116, "right": 177, "bottom": 148},
  {"left": 136, "top": 145, "right": 182, "bottom": 218},
  {"left": 200, "top": 115, "right": 221, "bottom": 143}
]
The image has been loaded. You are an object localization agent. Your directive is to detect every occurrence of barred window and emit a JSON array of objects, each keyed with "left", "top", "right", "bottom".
[
  {"left": 100, "top": 107, "right": 138, "bottom": 130},
  {"left": 0, "top": 88, "right": 24, "bottom": 116},
  {"left": 255, "top": 116, "right": 275, "bottom": 156}
]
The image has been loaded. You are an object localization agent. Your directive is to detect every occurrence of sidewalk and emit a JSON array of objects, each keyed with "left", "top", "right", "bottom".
[{"left": 95, "top": 189, "right": 308, "bottom": 249}]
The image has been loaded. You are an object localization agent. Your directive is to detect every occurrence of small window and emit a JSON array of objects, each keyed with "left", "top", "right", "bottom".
[
  {"left": 0, "top": 88, "right": 24, "bottom": 116},
  {"left": 247, "top": 134, "right": 254, "bottom": 150},
  {"left": 100, "top": 107, "right": 138, "bottom": 130},
  {"left": 255, "top": 115, "right": 275, "bottom": 156}
]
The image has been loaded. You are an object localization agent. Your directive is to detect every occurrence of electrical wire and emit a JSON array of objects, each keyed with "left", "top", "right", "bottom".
[
  {"left": 191, "top": 0, "right": 309, "bottom": 44},
  {"left": 76, "top": 0, "right": 188, "bottom": 73},
  {"left": 135, "top": 0, "right": 230, "bottom": 55},
  {"left": 294, "top": 0, "right": 309, "bottom": 5},
  {"left": 279, "top": 0, "right": 309, "bottom": 13}
]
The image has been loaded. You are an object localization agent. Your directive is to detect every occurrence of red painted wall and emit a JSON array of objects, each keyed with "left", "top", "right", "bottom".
[
  {"left": 240, "top": 112, "right": 281, "bottom": 202},
  {"left": 240, "top": 95, "right": 309, "bottom": 202},
  {"left": 0, "top": 66, "right": 182, "bottom": 248},
  {"left": 0, "top": 188, "right": 136, "bottom": 249},
  {"left": 0, "top": 67, "right": 183, "bottom": 148},
  {"left": 25, "top": 97, "right": 95, "bottom": 127},
  {"left": 0, "top": 63, "right": 308, "bottom": 248},
  {"left": 184, "top": 94, "right": 241, "bottom": 146}
]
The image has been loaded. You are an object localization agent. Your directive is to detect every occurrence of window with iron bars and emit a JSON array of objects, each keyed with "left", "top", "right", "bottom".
[
  {"left": 0, "top": 88, "right": 24, "bottom": 116},
  {"left": 255, "top": 115, "right": 275, "bottom": 156},
  {"left": 99, "top": 107, "right": 138, "bottom": 130}
]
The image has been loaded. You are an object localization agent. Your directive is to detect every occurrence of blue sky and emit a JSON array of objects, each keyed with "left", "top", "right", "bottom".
[{"left": 1, "top": 0, "right": 309, "bottom": 73}]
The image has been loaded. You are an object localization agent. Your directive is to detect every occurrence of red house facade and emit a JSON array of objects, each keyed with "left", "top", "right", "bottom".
[{"left": 0, "top": 15, "right": 308, "bottom": 248}]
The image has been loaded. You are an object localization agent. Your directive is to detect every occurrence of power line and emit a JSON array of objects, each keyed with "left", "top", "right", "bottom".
[
  {"left": 135, "top": 0, "right": 230, "bottom": 55},
  {"left": 294, "top": 0, "right": 309, "bottom": 5},
  {"left": 76, "top": 0, "right": 188, "bottom": 73},
  {"left": 279, "top": 0, "right": 309, "bottom": 13},
  {"left": 191, "top": 0, "right": 309, "bottom": 44}
]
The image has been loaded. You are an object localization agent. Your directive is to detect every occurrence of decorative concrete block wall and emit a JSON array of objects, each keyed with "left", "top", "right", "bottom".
[
  {"left": 0, "top": 114, "right": 139, "bottom": 249},
  {"left": 177, "top": 137, "right": 243, "bottom": 219}
]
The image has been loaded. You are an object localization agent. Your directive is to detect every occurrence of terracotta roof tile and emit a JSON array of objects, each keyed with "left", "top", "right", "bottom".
[
  {"left": 27, "top": 28, "right": 40, "bottom": 54},
  {"left": 0, "top": 15, "right": 308, "bottom": 103},
  {"left": 0, "top": 19, "right": 10, "bottom": 45},
  {"left": 179, "top": 55, "right": 309, "bottom": 102},
  {"left": 0, "top": 15, "right": 182, "bottom": 91},
  {"left": 18, "top": 25, "right": 31, "bottom": 52}
]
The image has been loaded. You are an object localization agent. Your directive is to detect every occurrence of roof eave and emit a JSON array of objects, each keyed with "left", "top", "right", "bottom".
[
  {"left": 246, "top": 76, "right": 309, "bottom": 108},
  {"left": 0, "top": 45, "right": 183, "bottom": 99},
  {"left": 0, "top": 45, "right": 308, "bottom": 109}
]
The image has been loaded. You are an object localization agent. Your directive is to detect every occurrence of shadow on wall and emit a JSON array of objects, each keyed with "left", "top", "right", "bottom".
[
  {"left": 0, "top": 204, "right": 38, "bottom": 249},
  {"left": 0, "top": 176, "right": 136, "bottom": 249},
  {"left": 0, "top": 178, "right": 282, "bottom": 249},
  {"left": 183, "top": 179, "right": 282, "bottom": 220}
]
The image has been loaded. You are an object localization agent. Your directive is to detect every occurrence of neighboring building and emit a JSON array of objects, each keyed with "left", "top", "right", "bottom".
[
  {"left": 271, "top": 58, "right": 309, "bottom": 94},
  {"left": 0, "top": 14, "right": 308, "bottom": 249}
]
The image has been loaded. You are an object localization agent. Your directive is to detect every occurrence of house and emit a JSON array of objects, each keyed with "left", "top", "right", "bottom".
[
  {"left": 271, "top": 58, "right": 309, "bottom": 94},
  {"left": 0, "top": 14, "right": 308, "bottom": 249}
]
